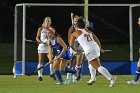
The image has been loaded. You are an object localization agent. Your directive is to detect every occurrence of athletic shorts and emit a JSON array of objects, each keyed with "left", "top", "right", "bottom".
[
  {"left": 85, "top": 49, "right": 100, "bottom": 61},
  {"left": 55, "top": 46, "right": 71, "bottom": 60}
]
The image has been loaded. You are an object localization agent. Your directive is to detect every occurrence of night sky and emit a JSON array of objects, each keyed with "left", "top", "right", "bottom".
[{"left": 0, "top": 0, "right": 140, "bottom": 43}]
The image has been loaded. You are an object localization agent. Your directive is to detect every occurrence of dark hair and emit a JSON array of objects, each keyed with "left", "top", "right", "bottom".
[
  {"left": 76, "top": 16, "right": 85, "bottom": 28},
  {"left": 54, "top": 31, "right": 60, "bottom": 37}
]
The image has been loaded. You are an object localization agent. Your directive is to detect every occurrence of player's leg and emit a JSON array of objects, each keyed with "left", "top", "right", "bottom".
[
  {"left": 65, "top": 60, "right": 72, "bottom": 84},
  {"left": 71, "top": 57, "right": 77, "bottom": 83},
  {"left": 47, "top": 53, "right": 56, "bottom": 80},
  {"left": 60, "top": 59, "right": 76, "bottom": 74},
  {"left": 65, "top": 56, "right": 76, "bottom": 84},
  {"left": 37, "top": 53, "right": 45, "bottom": 81},
  {"left": 75, "top": 52, "right": 84, "bottom": 81},
  {"left": 87, "top": 64, "right": 96, "bottom": 85},
  {"left": 134, "top": 58, "right": 140, "bottom": 82},
  {"left": 127, "top": 58, "right": 140, "bottom": 85},
  {"left": 89, "top": 58, "right": 116, "bottom": 87},
  {"left": 60, "top": 59, "right": 77, "bottom": 85},
  {"left": 53, "top": 59, "right": 63, "bottom": 84}
]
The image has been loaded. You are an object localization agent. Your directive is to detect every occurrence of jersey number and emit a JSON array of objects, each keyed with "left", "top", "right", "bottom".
[{"left": 84, "top": 34, "right": 93, "bottom": 42}]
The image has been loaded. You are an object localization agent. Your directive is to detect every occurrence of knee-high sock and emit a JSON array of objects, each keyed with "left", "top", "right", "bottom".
[
  {"left": 72, "top": 74, "right": 77, "bottom": 82},
  {"left": 88, "top": 64, "right": 96, "bottom": 80},
  {"left": 66, "top": 73, "right": 72, "bottom": 80},
  {"left": 134, "top": 67, "right": 140, "bottom": 82},
  {"left": 49, "top": 63, "right": 54, "bottom": 75},
  {"left": 65, "top": 66, "right": 76, "bottom": 74},
  {"left": 37, "top": 63, "right": 43, "bottom": 77},
  {"left": 98, "top": 66, "right": 112, "bottom": 80},
  {"left": 55, "top": 70, "right": 63, "bottom": 83}
]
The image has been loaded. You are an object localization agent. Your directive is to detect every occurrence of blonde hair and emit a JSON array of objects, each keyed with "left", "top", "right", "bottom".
[
  {"left": 42, "top": 17, "right": 51, "bottom": 27},
  {"left": 74, "top": 15, "right": 79, "bottom": 19}
]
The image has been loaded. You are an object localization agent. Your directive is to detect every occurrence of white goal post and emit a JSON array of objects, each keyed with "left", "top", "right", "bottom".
[{"left": 14, "top": 3, "right": 140, "bottom": 76}]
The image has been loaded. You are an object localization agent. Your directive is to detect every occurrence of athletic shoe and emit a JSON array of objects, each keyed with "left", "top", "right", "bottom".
[
  {"left": 76, "top": 75, "right": 81, "bottom": 81},
  {"left": 87, "top": 78, "right": 96, "bottom": 85},
  {"left": 64, "top": 79, "right": 70, "bottom": 84},
  {"left": 54, "top": 82, "right": 64, "bottom": 85},
  {"left": 50, "top": 74, "right": 57, "bottom": 80},
  {"left": 73, "top": 79, "right": 77, "bottom": 83},
  {"left": 38, "top": 77, "right": 43, "bottom": 81},
  {"left": 127, "top": 80, "right": 139, "bottom": 85},
  {"left": 109, "top": 76, "right": 117, "bottom": 87}
]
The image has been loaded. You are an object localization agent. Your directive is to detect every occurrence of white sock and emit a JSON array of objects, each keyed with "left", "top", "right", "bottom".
[
  {"left": 75, "top": 65, "right": 81, "bottom": 71},
  {"left": 98, "top": 66, "right": 112, "bottom": 80},
  {"left": 49, "top": 63, "right": 54, "bottom": 75},
  {"left": 37, "top": 63, "right": 43, "bottom": 77},
  {"left": 72, "top": 74, "right": 76, "bottom": 82},
  {"left": 88, "top": 64, "right": 96, "bottom": 80},
  {"left": 75, "top": 65, "right": 81, "bottom": 69},
  {"left": 66, "top": 73, "right": 71, "bottom": 80}
]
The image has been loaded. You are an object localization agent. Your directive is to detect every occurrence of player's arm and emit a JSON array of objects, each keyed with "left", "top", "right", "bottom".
[
  {"left": 92, "top": 32, "right": 101, "bottom": 48},
  {"left": 69, "top": 33, "right": 77, "bottom": 52},
  {"left": 57, "top": 36, "right": 67, "bottom": 59},
  {"left": 92, "top": 32, "right": 104, "bottom": 53},
  {"left": 36, "top": 27, "right": 42, "bottom": 43},
  {"left": 68, "top": 26, "right": 73, "bottom": 44}
]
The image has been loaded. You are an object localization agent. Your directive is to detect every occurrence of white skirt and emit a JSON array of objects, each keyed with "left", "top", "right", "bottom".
[
  {"left": 37, "top": 43, "right": 49, "bottom": 53},
  {"left": 85, "top": 49, "right": 100, "bottom": 61}
]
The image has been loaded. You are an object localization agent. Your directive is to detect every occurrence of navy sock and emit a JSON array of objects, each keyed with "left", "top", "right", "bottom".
[
  {"left": 55, "top": 70, "right": 63, "bottom": 83},
  {"left": 134, "top": 67, "right": 140, "bottom": 82},
  {"left": 65, "top": 66, "right": 76, "bottom": 74}
]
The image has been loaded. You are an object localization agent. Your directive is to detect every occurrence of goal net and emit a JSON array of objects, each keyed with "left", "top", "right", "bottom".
[{"left": 14, "top": 3, "right": 139, "bottom": 76}]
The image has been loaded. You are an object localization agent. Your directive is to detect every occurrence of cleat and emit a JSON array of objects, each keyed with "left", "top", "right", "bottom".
[
  {"left": 127, "top": 80, "right": 139, "bottom": 85},
  {"left": 76, "top": 75, "right": 81, "bottom": 81},
  {"left": 54, "top": 82, "right": 64, "bottom": 85},
  {"left": 73, "top": 78, "right": 77, "bottom": 83},
  {"left": 38, "top": 77, "right": 43, "bottom": 81},
  {"left": 64, "top": 79, "right": 70, "bottom": 84},
  {"left": 87, "top": 78, "right": 96, "bottom": 85},
  {"left": 50, "top": 74, "right": 57, "bottom": 80},
  {"left": 109, "top": 76, "right": 117, "bottom": 87},
  {"left": 73, "top": 79, "right": 77, "bottom": 83},
  {"left": 14, "top": 75, "right": 17, "bottom": 79}
]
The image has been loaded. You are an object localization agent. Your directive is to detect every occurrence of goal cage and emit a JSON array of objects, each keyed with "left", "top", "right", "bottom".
[{"left": 14, "top": 3, "right": 140, "bottom": 76}]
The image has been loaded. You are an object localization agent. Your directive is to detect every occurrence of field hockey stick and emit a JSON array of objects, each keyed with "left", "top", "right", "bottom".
[
  {"left": 25, "top": 38, "right": 47, "bottom": 44},
  {"left": 71, "top": 12, "right": 74, "bottom": 25},
  {"left": 25, "top": 38, "right": 38, "bottom": 44},
  {"left": 27, "top": 62, "right": 50, "bottom": 76},
  {"left": 103, "top": 49, "right": 112, "bottom": 52},
  {"left": 71, "top": 12, "right": 75, "bottom": 32}
]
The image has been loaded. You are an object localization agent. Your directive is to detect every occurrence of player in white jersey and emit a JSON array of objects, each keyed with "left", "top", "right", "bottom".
[
  {"left": 65, "top": 15, "right": 84, "bottom": 84},
  {"left": 36, "top": 17, "right": 56, "bottom": 81},
  {"left": 70, "top": 17, "right": 116, "bottom": 87},
  {"left": 127, "top": 17, "right": 140, "bottom": 85}
]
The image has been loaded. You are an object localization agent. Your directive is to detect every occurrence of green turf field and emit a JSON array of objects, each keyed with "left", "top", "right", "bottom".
[{"left": 0, "top": 75, "right": 139, "bottom": 93}]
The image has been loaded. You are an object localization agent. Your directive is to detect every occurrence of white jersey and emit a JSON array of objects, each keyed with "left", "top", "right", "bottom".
[
  {"left": 77, "top": 29, "right": 100, "bottom": 54},
  {"left": 40, "top": 28, "right": 48, "bottom": 42},
  {"left": 38, "top": 28, "right": 49, "bottom": 53}
]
